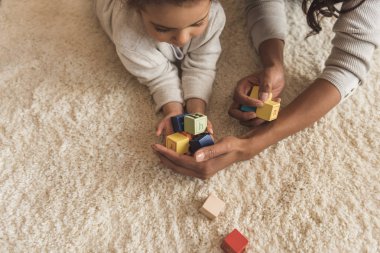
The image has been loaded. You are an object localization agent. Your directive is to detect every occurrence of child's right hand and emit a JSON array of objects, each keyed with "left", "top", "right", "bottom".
[{"left": 156, "top": 102, "right": 184, "bottom": 139}]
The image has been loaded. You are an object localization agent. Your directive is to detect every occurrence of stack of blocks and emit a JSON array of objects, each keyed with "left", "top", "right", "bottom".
[
  {"left": 166, "top": 113, "right": 214, "bottom": 155},
  {"left": 240, "top": 85, "right": 280, "bottom": 121},
  {"left": 199, "top": 194, "right": 249, "bottom": 252}
]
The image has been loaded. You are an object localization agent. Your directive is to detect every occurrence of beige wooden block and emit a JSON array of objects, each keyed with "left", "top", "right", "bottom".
[{"left": 199, "top": 194, "right": 225, "bottom": 219}]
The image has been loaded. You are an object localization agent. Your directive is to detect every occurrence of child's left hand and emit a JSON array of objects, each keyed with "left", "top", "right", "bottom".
[
  {"left": 156, "top": 102, "right": 184, "bottom": 141},
  {"left": 156, "top": 113, "right": 177, "bottom": 139}
]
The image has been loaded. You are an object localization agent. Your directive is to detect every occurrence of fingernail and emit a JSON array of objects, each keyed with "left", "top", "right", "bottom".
[
  {"left": 196, "top": 152, "right": 205, "bottom": 162},
  {"left": 209, "top": 128, "right": 214, "bottom": 135},
  {"left": 260, "top": 92, "right": 269, "bottom": 101}
]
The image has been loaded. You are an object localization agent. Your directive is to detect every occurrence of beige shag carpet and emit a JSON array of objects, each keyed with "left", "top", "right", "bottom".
[{"left": 0, "top": 0, "right": 379, "bottom": 252}]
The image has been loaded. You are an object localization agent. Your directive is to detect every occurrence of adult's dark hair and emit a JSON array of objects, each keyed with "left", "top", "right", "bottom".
[
  {"left": 302, "top": 0, "right": 366, "bottom": 36},
  {"left": 125, "top": 0, "right": 206, "bottom": 9}
]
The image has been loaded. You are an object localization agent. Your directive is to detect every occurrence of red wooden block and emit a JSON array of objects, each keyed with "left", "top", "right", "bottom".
[{"left": 221, "top": 229, "right": 249, "bottom": 253}]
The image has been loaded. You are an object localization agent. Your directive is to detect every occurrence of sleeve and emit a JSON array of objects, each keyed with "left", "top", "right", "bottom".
[
  {"left": 319, "top": 0, "right": 380, "bottom": 101},
  {"left": 180, "top": 2, "right": 226, "bottom": 105},
  {"left": 245, "top": 0, "right": 287, "bottom": 51},
  {"left": 116, "top": 48, "right": 184, "bottom": 112}
]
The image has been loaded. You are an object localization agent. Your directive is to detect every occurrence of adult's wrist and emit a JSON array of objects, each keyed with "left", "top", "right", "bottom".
[
  {"left": 258, "top": 39, "right": 284, "bottom": 69},
  {"left": 242, "top": 121, "right": 280, "bottom": 157}
]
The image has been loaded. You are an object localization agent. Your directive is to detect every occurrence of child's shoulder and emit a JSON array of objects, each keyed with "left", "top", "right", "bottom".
[
  {"left": 110, "top": 1, "right": 153, "bottom": 52},
  {"left": 210, "top": 1, "right": 226, "bottom": 25}
]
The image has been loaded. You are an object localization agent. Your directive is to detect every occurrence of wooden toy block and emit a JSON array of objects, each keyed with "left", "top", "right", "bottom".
[
  {"left": 249, "top": 85, "right": 260, "bottom": 99},
  {"left": 240, "top": 86, "right": 273, "bottom": 112},
  {"left": 184, "top": 113, "right": 207, "bottom": 135},
  {"left": 221, "top": 229, "right": 249, "bottom": 253},
  {"left": 166, "top": 132, "right": 189, "bottom": 154},
  {"left": 256, "top": 100, "right": 280, "bottom": 121},
  {"left": 171, "top": 114, "right": 188, "bottom": 132},
  {"left": 199, "top": 194, "right": 225, "bottom": 219},
  {"left": 240, "top": 85, "right": 259, "bottom": 112},
  {"left": 240, "top": 105, "right": 256, "bottom": 112},
  {"left": 189, "top": 133, "right": 214, "bottom": 154}
]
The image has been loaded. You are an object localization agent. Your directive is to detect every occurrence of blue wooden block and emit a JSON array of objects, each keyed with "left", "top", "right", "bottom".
[
  {"left": 171, "top": 114, "right": 189, "bottom": 132},
  {"left": 189, "top": 133, "right": 214, "bottom": 154},
  {"left": 240, "top": 105, "right": 257, "bottom": 112}
]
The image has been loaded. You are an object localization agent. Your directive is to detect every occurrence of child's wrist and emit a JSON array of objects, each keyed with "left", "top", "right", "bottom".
[
  {"left": 185, "top": 98, "right": 206, "bottom": 114},
  {"left": 162, "top": 101, "right": 184, "bottom": 116}
]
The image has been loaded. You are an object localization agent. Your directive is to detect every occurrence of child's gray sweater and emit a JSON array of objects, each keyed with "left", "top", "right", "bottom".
[
  {"left": 95, "top": 0, "right": 226, "bottom": 111},
  {"left": 246, "top": 0, "right": 380, "bottom": 100}
]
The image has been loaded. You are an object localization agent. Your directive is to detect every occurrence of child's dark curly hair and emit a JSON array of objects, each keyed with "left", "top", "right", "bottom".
[{"left": 302, "top": 0, "right": 366, "bottom": 36}]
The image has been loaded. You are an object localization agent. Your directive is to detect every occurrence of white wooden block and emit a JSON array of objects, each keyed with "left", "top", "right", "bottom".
[{"left": 199, "top": 194, "right": 225, "bottom": 219}]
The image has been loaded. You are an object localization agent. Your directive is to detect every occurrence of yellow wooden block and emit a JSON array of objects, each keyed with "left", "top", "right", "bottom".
[
  {"left": 256, "top": 100, "right": 280, "bottom": 121},
  {"left": 250, "top": 85, "right": 272, "bottom": 102},
  {"left": 249, "top": 86, "right": 259, "bottom": 99},
  {"left": 166, "top": 133, "right": 189, "bottom": 154}
]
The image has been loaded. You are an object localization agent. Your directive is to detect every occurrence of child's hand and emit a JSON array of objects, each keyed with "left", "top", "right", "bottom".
[{"left": 156, "top": 102, "right": 184, "bottom": 138}]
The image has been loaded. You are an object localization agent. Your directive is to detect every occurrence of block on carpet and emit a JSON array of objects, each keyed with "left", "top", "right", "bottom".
[
  {"left": 221, "top": 229, "right": 249, "bottom": 253},
  {"left": 199, "top": 194, "right": 225, "bottom": 219}
]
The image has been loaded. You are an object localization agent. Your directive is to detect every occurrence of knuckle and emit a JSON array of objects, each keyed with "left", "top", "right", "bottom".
[{"left": 205, "top": 148, "right": 216, "bottom": 159}]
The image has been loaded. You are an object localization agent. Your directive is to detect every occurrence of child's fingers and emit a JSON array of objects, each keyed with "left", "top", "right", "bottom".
[
  {"left": 207, "top": 120, "right": 214, "bottom": 135},
  {"left": 156, "top": 121, "right": 165, "bottom": 136}
]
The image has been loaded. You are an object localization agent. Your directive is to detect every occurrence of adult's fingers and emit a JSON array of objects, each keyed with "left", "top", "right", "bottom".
[
  {"left": 228, "top": 101, "right": 256, "bottom": 121},
  {"left": 156, "top": 152, "right": 203, "bottom": 179},
  {"left": 234, "top": 77, "right": 263, "bottom": 107},
  {"left": 152, "top": 143, "right": 196, "bottom": 166},
  {"left": 194, "top": 136, "right": 236, "bottom": 162},
  {"left": 258, "top": 79, "right": 271, "bottom": 101}
]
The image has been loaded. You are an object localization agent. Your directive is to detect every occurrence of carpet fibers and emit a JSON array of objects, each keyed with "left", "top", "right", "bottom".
[{"left": 0, "top": 0, "right": 379, "bottom": 252}]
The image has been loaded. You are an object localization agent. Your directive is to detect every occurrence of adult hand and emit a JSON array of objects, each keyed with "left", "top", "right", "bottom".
[
  {"left": 228, "top": 65, "right": 285, "bottom": 127},
  {"left": 151, "top": 135, "right": 253, "bottom": 179}
]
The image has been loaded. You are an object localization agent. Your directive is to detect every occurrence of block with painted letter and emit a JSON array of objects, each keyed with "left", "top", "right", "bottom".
[
  {"left": 184, "top": 113, "right": 207, "bottom": 135},
  {"left": 165, "top": 132, "right": 190, "bottom": 154}
]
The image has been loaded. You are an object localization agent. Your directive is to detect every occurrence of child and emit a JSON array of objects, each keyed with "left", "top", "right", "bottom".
[{"left": 95, "top": 0, "right": 225, "bottom": 136}]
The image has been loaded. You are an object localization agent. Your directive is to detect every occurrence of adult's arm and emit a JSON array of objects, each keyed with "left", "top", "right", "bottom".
[{"left": 318, "top": 0, "right": 380, "bottom": 100}]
